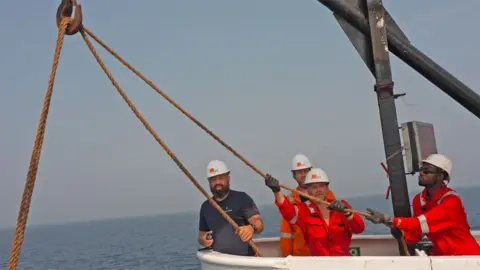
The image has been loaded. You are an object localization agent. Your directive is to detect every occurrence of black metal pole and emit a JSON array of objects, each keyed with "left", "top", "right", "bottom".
[
  {"left": 366, "top": 0, "right": 411, "bottom": 256},
  {"left": 316, "top": 0, "right": 480, "bottom": 118}
]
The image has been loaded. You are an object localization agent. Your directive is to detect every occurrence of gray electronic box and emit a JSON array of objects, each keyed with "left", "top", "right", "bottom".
[{"left": 400, "top": 121, "right": 438, "bottom": 174}]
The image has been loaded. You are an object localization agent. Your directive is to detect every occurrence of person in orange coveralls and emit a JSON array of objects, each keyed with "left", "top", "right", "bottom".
[
  {"left": 366, "top": 154, "right": 480, "bottom": 256},
  {"left": 265, "top": 167, "right": 365, "bottom": 256},
  {"left": 280, "top": 154, "right": 336, "bottom": 257}
]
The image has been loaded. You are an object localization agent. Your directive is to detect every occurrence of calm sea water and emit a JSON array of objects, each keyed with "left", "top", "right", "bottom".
[{"left": 1, "top": 186, "right": 480, "bottom": 270}]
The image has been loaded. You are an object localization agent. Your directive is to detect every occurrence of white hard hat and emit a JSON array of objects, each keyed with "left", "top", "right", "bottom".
[
  {"left": 304, "top": 168, "right": 329, "bottom": 185},
  {"left": 422, "top": 154, "right": 452, "bottom": 180},
  {"left": 292, "top": 154, "right": 312, "bottom": 171},
  {"left": 206, "top": 160, "right": 230, "bottom": 178}
]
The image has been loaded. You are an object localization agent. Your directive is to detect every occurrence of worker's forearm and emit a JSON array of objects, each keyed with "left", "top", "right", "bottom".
[{"left": 274, "top": 191, "right": 285, "bottom": 204}]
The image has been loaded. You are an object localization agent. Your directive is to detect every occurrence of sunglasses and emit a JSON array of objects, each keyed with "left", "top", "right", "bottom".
[{"left": 419, "top": 167, "right": 437, "bottom": 174}]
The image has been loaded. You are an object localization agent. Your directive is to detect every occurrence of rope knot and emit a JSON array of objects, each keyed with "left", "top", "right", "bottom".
[{"left": 56, "top": 0, "right": 83, "bottom": 35}]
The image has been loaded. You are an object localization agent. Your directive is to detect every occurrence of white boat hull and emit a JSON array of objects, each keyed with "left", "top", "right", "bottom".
[{"left": 197, "top": 231, "right": 480, "bottom": 269}]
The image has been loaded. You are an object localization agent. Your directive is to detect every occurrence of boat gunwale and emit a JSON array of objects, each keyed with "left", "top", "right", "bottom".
[{"left": 197, "top": 230, "right": 480, "bottom": 265}]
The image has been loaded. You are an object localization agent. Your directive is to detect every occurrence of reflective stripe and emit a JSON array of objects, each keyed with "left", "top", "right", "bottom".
[
  {"left": 420, "top": 196, "right": 426, "bottom": 207},
  {"left": 289, "top": 206, "right": 299, "bottom": 224},
  {"left": 418, "top": 214, "right": 429, "bottom": 234},
  {"left": 304, "top": 200, "right": 315, "bottom": 214},
  {"left": 437, "top": 191, "right": 458, "bottom": 204},
  {"left": 280, "top": 232, "right": 293, "bottom": 239},
  {"left": 287, "top": 194, "right": 294, "bottom": 202},
  {"left": 419, "top": 190, "right": 458, "bottom": 206}
]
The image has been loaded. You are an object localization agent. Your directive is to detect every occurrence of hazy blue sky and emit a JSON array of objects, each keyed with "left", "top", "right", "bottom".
[{"left": 1, "top": 0, "right": 479, "bottom": 228}]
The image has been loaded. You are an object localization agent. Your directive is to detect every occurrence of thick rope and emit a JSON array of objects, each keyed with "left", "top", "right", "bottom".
[
  {"left": 80, "top": 27, "right": 367, "bottom": 214},
  {"left": 79, "top": 29, "right": 263, "bottom": 257},
  {"left": 7, "top": 17, "right": 70, "bottom": 270}
]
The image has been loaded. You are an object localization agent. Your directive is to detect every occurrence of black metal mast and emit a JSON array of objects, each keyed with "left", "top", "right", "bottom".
[{"left": 365, "top": 0, "right": 411, "bottom": 215}]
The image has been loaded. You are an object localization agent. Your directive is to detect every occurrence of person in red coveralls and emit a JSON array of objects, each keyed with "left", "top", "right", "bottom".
[
  {"left": 264, "top": 167, "right": 365, "bottom": 256},
  {"left": 366, "top": 154, "right": 480, "bottom": 256}
]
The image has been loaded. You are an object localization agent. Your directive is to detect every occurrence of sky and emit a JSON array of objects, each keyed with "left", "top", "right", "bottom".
[{"left": 1, "top": 0, "right": 480, "bottom": 229}]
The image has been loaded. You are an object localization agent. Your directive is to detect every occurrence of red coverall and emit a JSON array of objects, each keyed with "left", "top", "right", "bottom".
[
  {"left": 393, "top": 184, "right": 480, "bottom": 256},
  {"left": 275, "top": 197, "right": 365, "bottom": 256}
]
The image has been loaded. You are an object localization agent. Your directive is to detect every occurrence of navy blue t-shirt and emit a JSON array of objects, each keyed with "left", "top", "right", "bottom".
[{"left": 198, "top": 190, "right": 260, "bottom": 256}]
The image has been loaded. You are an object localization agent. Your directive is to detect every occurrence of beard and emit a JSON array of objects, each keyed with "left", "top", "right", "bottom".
[{"left": 211, "top": 183, "right": 230, "bottom": 198}]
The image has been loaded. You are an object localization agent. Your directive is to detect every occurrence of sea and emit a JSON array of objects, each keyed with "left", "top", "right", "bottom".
[{"left": 1, "top": 186, "right": 480, "bottom": 270}]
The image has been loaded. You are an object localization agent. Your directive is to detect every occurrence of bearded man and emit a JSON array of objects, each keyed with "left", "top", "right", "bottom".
[{"left": 197, "top": 160, "right": 264, "bottom": 256}]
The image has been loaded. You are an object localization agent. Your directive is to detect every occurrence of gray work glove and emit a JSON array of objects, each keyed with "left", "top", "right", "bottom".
[
  {"left": 327, "top": 200, "right": 348, "bottom": 212},
  {"left": 366, "top": 208, "right": 393, "bottom": 225},
  {"left": 265, "top": 174, "right": 281, "bottom": 193}
]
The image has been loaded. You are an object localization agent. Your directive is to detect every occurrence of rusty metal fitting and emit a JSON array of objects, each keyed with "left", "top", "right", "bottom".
[{"left": 56, "top": 0, "right": 83, "bottom": 35}]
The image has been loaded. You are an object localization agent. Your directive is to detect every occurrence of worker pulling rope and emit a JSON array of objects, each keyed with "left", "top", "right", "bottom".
[{"left": 7, "top": 17, "right": 71, "bottom": 270}]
